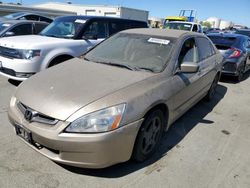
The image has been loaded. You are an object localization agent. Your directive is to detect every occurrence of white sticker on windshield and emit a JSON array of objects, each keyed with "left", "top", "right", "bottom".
[
  {"left": 2, "top": 23, "right": 10, "bottom": 27},
  {"left": 75, "top": 19, "right": 86, "bottom": 24},
  {"left": 184, "top": 24, "right": 191, "bottom": 27},
  {"left": 148, "top": 38, "right": 170, "bottom": 45}
]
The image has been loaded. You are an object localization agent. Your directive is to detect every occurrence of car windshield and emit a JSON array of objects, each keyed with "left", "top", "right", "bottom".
[
  {"left": 208, "top": 36, "right": 238, "bottom": 50},
  {"left": 164, "top": 22, "right": 192, "bottom": 31},
  {"left": 4, "top": 12, "right": 25, "bottom": 19},
  {"left": 85, "top": 33, "right": 174, "bottom": 72},
  {"left": 0, "top": 22, "right": 12, "bottom": 33},
  {"left": 40, "top": 19, "right": 84, "bottom": 39}
]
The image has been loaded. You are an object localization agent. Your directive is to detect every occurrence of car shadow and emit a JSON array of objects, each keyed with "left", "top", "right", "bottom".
[
  {"left": 8, "top": 79, "right": 22, "bottom": 87},
  {"left": 220, "top": 69, "right": 250, "bottom": 84},
  {"left": 57, "top": 84, "right": 227, "bottom": 178}
]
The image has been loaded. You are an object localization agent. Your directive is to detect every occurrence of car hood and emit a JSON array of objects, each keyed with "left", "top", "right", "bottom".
[
  {"left": 16, "top": 58, "right": 153, "bottom": 121},
  {"left": 0, "top": 35, "right": 70, "bottom": 49}
]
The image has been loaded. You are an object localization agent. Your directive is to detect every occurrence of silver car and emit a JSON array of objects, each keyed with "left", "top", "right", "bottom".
[{"left": 8, "top": 29, "right": 222, "bottom": 168}]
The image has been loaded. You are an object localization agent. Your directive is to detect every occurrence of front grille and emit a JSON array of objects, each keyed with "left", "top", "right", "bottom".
[
  {"left": 223, "top": 62, "right": 237, "bottom": 72},
  {"left": 17, "top": 102, "right": 58, "bottom": 125},
  {"left": 0, "top": 46, "right": 21, "bottom": 59}
]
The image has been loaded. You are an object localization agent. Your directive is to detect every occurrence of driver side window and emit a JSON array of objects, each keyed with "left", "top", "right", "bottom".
[
  {"left": 178, "top": 38, "right": 199, "bottom": 65},
  {"left": 83, "top": 21, "right": 107, "bottom": 39}
]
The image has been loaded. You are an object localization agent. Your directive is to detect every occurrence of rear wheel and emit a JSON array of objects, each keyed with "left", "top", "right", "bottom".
[
  {"left": 132, "top": 109, "right": 165, "bottom": 162},
  {"left": 236, "top": 63, "right": 246, "bottom": 82}
]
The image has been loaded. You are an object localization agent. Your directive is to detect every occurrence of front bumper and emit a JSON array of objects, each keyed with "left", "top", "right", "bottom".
[
  {"left": 8, "top": 100, "right": 143, "bottom": 168},
  {"left": 0, "top": 56, "right": 41, "bottom": 81}
]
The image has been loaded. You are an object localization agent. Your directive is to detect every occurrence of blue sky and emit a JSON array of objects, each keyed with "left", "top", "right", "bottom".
[{"left": 4, "top": 0, "right": 250, "bottom": 27}]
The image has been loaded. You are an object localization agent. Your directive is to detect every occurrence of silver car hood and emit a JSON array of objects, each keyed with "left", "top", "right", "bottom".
[
  {"left": 16, "top": 58, "right": 153, "bottom": 120},
  {"left": 0, "top": 35, "right": 69, "bottom": 49}
]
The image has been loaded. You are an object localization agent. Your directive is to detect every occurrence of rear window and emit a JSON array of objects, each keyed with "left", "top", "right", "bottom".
[{"left": 208, "top": 36, "right": 238, "bottom": 50}]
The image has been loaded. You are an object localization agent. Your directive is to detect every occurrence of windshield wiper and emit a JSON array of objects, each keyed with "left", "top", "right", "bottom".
[
  {"left": 95, "top": 61, "right": 136, "bottom": 71},
  {"left": 44, "top": 34, "right": 59, "bottom": 38},
  {"left": 83, "top": 57, "right": 90, "bottom": 61},
  {"left": 134, "top": 67, "right": 155, "bottom": 72}
]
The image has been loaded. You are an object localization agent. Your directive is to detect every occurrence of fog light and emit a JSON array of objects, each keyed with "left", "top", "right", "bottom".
[{"left": 15, "top": 72, "right": 34, "bottom": 78}]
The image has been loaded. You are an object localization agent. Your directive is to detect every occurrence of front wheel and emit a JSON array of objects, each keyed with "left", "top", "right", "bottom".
[{"left": 132, "top": 110, "right": 165, "bottom": 162}]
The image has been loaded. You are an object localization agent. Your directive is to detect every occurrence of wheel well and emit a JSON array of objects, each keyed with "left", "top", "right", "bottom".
[
  {"left": 48, "top": 55, "right": 74, "bottom": 67},
  {"left": 144, "top": 103, "right": 169, "bottom": 126}
]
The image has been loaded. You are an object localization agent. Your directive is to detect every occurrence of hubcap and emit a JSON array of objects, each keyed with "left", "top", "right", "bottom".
[{"left": 141, "top": 116, "right": 161, "bottom": 155}]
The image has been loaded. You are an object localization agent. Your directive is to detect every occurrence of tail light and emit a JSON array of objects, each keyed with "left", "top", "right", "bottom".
[{"left": 229, "top": 47, "right": 242, "bottom": 58}]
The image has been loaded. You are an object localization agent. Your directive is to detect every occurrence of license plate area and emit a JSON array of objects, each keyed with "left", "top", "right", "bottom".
[{"left": 15, "top": 124, "right": 33, "bottom": 144}]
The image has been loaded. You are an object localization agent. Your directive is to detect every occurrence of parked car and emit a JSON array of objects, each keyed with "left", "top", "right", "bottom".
[
  {"left": 0, "top": 16, "right": 148, "bottom": 81},
  {"left": 235, "top": 29, "right": 250, "bottom": 38},
  {"left": 164, "top": 21, "right": 203, "bottom": 33},
  {"left": 1, "top": 12, "right": 53, "bottom": 23},
  {"left": 8, "top": 29, "right": 222, "bottom": 168},
  {"left": 0, "top": 20, "right": 48, "bottom": 37},
  {"left": 207, "top": 33, "right": 250, "bottom": 81}
]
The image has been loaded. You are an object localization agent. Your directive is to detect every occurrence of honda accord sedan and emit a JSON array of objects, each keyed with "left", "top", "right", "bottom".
[{"left": 8, "top": 29, "right": 222, "bottom": 168}]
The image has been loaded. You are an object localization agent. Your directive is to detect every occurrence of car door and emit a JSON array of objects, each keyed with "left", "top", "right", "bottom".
[
  {"left": 8, "top": 23, "right": 32, "bottom": 36},
  {"left": 81, "top": 20, "right": 108, "bottom": 49},
  {"left": 171, "top": 37, "right": 204, "bottom": 118},
  {"left": 195, "top": 37, "right": 218, "bottom": 90}
]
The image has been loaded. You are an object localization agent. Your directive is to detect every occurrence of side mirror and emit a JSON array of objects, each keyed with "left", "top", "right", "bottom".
[
  {"left": 4, "top": 31, "right": 15, "bottom": 37},
  {"left": 179, "top": 62, "right": 199, "bottom": 73}
]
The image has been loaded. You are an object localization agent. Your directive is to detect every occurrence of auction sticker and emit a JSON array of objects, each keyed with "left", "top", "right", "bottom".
[
  {"left": 75, "top": 19, "right": 87, "bottom": 24},
  {"left": 148, "top": 38, "right": 170, "bottom": 45}
]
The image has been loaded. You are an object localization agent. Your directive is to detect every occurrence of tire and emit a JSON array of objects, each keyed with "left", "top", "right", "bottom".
[
  {"left": 48, "top": 56, "right": 73, "bottom": 68},
  {"left": 132, "top": 109, "right": 165, "bottom": 162},
  {"left": 236, "top": 63, "right": 246, "bottom": 82},
  {"left": 205, "top": 74, "right": 219, "bottom": 101}
]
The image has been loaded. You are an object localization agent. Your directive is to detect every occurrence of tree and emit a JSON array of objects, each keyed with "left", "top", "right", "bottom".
[{"left": 200, "top": 21, "right": 212, "bottom": 28}]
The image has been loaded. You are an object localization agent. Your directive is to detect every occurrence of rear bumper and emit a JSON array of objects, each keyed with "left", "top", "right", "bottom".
[
  {"left": 8, "top": 100, "right": 143, "bottom": 168},
  {"left": 221, "top": 60, "right": 241, "bottom": 76}
]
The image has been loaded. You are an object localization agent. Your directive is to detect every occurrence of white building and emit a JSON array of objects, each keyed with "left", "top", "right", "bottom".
[
  {"left": 220, "top": 20, "right": 233, "bottom": 30},
  {"left": 33, "top": 2, "right": 149, "bottom": 22},
  {"left": 206, "top": 17, "right": 234, "bottom": 30},
  {"left": 206, "top": 17, "right": 221, "bottom": 28},
  {"left": 148, "top": 17, "right": 164, "bottom": 28}
]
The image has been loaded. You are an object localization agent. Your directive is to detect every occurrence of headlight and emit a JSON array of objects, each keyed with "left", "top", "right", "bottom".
[
  {"left": 20, "top": 49, "right": 41, "bottom": 59},
  {"left": 65, "top": 104, "right": 126, "bottom": 133}
]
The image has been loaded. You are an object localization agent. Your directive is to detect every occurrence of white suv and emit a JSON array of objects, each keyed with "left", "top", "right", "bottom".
[
  {"left": 164, "top": 21, "right": 203, "bottom": 33},
  {"left": 0, "top": 16, "right": 147, "bottom": 81}
]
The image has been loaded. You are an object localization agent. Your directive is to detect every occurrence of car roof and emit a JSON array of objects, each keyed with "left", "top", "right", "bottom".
[
  {"left": 236, "top": 28, "right": 250, "bottom": 31},
  {"left": 207, "top": 32, "right": 247, "bottom": 38},
  {"left": 168, "top": 21, "right": 199, "bottom": 25},
  {"left": 120, "top": 28, "right": 203, "bottom": 38},
  {"left": 4, "top": 12, "right": 52, "bottom": 19},
  {"left": 55, "top": 15, "right": 147, "bottom": 23},
  {"left": 0, "top": 19, "right": 49, "bottom": 24}
]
